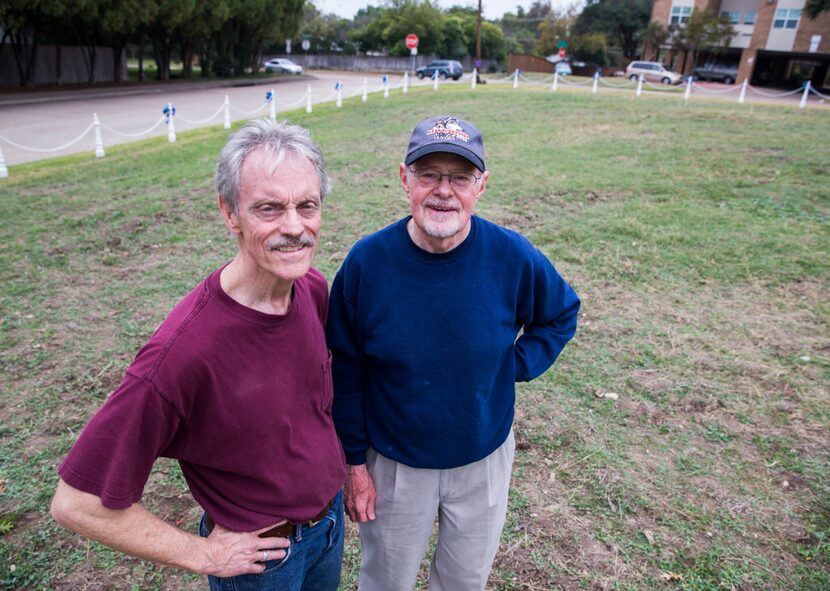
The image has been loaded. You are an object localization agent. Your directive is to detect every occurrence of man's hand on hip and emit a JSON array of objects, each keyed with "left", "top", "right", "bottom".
[
  {"left": 201, "top": 523, "right": 291, "bottom": 577},
  {"left": 344, "top": 464, "right": 376, "bottom": 523}
]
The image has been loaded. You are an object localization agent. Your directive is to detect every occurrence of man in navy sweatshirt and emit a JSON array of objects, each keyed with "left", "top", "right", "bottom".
[{"left": 326, "top": 115, "right": 580, "bottom": 591}]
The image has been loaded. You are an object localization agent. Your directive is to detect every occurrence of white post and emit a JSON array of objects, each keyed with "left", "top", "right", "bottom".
[
  {"left": 402, "top": 71, "right": 409, "bottom": 94},
  {"left": 552, "top": 71, "right": 559, "bottom": 92},
  {"left": 0, "top": 142, "right": 8, "bottom": 178},
  {"left": 636, "top": 74, "right": 644, "bottom": 97},
  {"left": 362, "top": 77, "right": 368, "bottom": 102},
  {"left": 799, "top": 80, "right": 811, "bottom": 109},
  {"left": 738, "top": 79, "right": 747, "bottom": 104},
  {"left": 433, "top": 70, "right": 439, "bottom": 91},
  {"left": 383, "top": 74, "right": 389, "bottom": 98},
  {"left": 683, "top": 76, "right": 693, "bottom": 106},
  {"left": 336, "top": 81, "right": 343, "bottom": 108},
  {"left": 306, "top": 84, "right": 312, "bottom": 114},
  {"left": 223, "top": 95, "right": 231, "bottom": 129},
  {"left": 592, "top": 72, "right": 599, "bottom": 94},
  {"left": 471, "top": 68, "right": 477, "bottom": 90},
  {"left": 166, "top": 102, "right": 176, "bottom": 143},
  {"left": 513, "top": 69, "right": 519, "bottom": 89},
  {"left": 269, "top": 89, "right": 276, "bottom": 121},
  {"left": 93, "top": 113, "right": 105, "bottom": 158}
]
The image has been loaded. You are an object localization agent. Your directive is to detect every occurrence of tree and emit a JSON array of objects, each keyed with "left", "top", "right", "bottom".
[
  {"left": 99, "top": 0, "right": 149, "bottom": 82},
  {"left": 146, "top": 0, "right": 196, "bottom": 80},
  {"left": 1, "top": 0, "right": 43, "bottom": 87},
  {"left": 466, "top": 20, "right": 506, "bottom": 61},
  {"left": 805, "top": 0, "right": 830, "bottom": 18},
  {"left": 447, "top": 7, "right": 506, "bottom": 61},
  {"left": 297, "top": 2, "right": 353, "bottom": 54},
  {"left": 638, "top": 21, "right": 668, "bottom": 61},
  {"left": 572, "top": 0, "right": 651, "bottom": 58},
  {"left": 499, "top": 11, "right": 543, "bottom": 54},
  {"left": 348, "top": 0, "right": 446, "bottom": 56},
  {"left": 572, "top": 33, "right": 608, "bottom": 65},
  {"left": 669, "top": 9, "right": 735, "bottom": 73},
  {"left": 440, "top": 15, "right": 469, "bottom": 59},
  {"left": 534, "top": 8, "right": 575, "bottom": 56}
]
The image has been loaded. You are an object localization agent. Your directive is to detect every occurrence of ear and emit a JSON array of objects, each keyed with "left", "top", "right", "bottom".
[
  {"left": 399, "top": 162, "right": 412, "bottom": 196},
  {"left": 218, "top": 195, "right": 241, "bottom": 235},
  {"left": 474, "top": 170, "right": 489, "bottom": 203}
]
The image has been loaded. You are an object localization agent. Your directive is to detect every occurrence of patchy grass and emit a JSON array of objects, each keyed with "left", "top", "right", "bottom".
[{"left": 0, "top": 85, "right": 828, "bottom": 590}]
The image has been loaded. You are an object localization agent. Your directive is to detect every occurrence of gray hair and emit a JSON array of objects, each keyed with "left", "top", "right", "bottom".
[{"left": 215, "top": 118, "right": 331, "bottom": 212}]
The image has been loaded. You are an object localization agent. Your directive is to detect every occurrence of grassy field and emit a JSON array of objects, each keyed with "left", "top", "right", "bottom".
[{"left": 0, "top": 85, "right": 828, "bottom": 590}]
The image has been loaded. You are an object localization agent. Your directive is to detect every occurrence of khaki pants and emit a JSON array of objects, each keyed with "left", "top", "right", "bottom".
[{"left": 358, "top": 430, "right": 515, "bottom": 591}]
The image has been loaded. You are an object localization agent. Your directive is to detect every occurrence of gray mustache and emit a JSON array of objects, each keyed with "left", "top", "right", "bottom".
[{"left": 267, "top": 234, "right": 316, "bottom": 250}]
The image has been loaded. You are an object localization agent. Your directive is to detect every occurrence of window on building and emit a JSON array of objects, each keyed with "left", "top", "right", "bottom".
[
  {"left": 773, "top": 8, "right": 801, "bottom": 29},
  {"left": 720, "top": 10, "right": 741, "bottom": 23},
  {"left": 743, "top": 11, "right": 756, "bottom": 24},
  {"left": 670, "top": 5, "right": 692, "bottom": 25}
]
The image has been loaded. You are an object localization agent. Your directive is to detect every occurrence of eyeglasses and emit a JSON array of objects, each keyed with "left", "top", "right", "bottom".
[{"left": 407, "top": 167, "right": 481, "bottom": 190}]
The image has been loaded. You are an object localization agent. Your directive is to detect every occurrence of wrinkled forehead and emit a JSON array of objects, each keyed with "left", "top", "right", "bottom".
[{"left": 243, "top": 147, "right": 315, "bottom": 178}]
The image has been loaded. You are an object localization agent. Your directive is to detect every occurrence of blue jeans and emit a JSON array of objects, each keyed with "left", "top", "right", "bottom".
[{"left": 199, "top": 491, "right": 344, "bottom": 591}]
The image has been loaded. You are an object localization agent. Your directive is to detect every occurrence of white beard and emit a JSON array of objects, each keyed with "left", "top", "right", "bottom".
[{"left": 422, "top": 216, "right": 462, "bottom": 238}]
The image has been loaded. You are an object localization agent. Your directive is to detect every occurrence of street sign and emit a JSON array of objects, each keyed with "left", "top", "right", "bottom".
[
  {"left": 559, "top": 47, "right": 566, "bottom": 58},
  {"left": 556, "top": 40, "right": 568, "bottom": 48},
  {"left": 405, "top": 34, "right": 419, "bottom": 49},
  {"left": 301, "top": 39, "right": 311, "bottom": 51}
]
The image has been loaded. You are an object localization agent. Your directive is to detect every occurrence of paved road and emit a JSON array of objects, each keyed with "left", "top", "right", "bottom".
[
  {"left": 0, "top": 70, "right": 396, "bottom": 167},
  {"left": 2, "top": 71, "right": 823, "bottom": 170}
]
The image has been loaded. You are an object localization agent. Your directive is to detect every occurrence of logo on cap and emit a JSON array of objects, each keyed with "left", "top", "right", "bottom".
[{"left": 426, "top": 117, "right": 470, "bottom": 143}]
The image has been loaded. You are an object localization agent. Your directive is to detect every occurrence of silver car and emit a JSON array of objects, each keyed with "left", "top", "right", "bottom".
[
  {"left": 693, "top": 63, "right": 739, "bottom": 84},
  {"left": 625, "top": 61, "right": 683, "bottom": 85},
  {"left": 264, "top": 58, "right": 303, "bottom": 75}
]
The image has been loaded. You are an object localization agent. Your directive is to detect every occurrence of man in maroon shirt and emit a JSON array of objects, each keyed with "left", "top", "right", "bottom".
[{"left": 50, "top": 119, "right": 346, "bottom": 591}]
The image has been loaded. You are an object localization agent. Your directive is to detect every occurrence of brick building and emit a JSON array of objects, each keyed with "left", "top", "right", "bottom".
[{"left": 645, "top": 0, "right": 830, "bottom": 88}]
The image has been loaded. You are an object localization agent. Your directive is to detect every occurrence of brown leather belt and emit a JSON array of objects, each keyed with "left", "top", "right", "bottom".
[{"left": 205, "top": 499, "right": 333, "bottom": 539}]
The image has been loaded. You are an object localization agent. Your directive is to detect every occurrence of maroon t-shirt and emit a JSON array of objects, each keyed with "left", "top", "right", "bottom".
[{"left": 59, "top": 266, "right": 346, "bottom": 531}]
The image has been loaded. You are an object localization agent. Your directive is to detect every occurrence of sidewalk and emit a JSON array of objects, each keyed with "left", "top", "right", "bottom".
[
  {"left": 0, "top": 70, "right": 369, "bottom": 167},
  {"left": 0, "top": 74, "right": 303, "bottom": 107}
]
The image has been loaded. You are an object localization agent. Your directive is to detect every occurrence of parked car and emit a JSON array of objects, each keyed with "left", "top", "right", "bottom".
[
  {"left": 416, "top": 60, "right": 464, "bottom": 80},
  {"left": 554, "top": 61, "right": 572, "bottom": 76},
  {"left": 263, "top": 58, "right": 303, "bottom": 75},
  {"left": 625, "top": 61, "right": 683, "bottom": 85},
  {"left": 692, "top": 62, "right": 739, "bottom": 84}
]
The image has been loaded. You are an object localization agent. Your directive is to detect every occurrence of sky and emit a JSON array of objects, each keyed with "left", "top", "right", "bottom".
[{"left": 313, "top": 0, "right": 577, "bottom": 21}]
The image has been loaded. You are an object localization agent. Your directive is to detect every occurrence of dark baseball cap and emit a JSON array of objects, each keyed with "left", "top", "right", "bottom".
[{"left": 404, "top": 115, "right": 486, "bottom": 172}]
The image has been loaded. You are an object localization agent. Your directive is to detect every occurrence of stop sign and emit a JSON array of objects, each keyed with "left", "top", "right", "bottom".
[
  {"left": 405, "top": 34, "right": 419, "bottom": 49},
  {"left": 559, "top": 47, "right": 566, "bottom": 58}
]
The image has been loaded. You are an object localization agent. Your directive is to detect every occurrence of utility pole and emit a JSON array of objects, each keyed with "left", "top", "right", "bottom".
[{"left": 475, "top": 0, "right": 482, "bottom": 81}]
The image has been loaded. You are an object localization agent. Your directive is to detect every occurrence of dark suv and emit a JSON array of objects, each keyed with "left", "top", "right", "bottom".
[
  {"left": 692, "top": 63, "right": 739, "bottom": 84},
  {"left": 416, "top": 60, "right": 464, "bottom": 80}
]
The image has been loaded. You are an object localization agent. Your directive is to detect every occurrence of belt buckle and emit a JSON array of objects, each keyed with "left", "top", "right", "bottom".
[{"left": 308, "top": 516, "right": 323, "bottom": 528}]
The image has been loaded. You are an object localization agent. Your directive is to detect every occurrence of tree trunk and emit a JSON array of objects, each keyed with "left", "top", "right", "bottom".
[
  {"left": 0, "top": 30, "right": 8, "bottom": 63},
  {"left": 88, "top": 45, "right": 97, "bottom": 84},
  {"left": 150, "top": 37, "right": 165, "bottom": 80},
  {"left": 181, "top": 39, "right": 193, "bottom": 78},
  {"left": 200, "top": 40, "right": 210, "bottom": 78},
  {"left": 10, "top": 34, "right": 28, "bottom": 86},
  {"left": 56, "top": 41, "right": 63, "bottom": 85},
  {"left": 11, "top": 31, "right": 37, "bottom": 88},
  {"left": 252, "top": 42, "right": 263, "bottom": 76},
  {"left": 138, "top": 34, "right": 145, "bottom": 82},
  {"left": 112, "top": 39, "right": 126, "bottom": 82}
]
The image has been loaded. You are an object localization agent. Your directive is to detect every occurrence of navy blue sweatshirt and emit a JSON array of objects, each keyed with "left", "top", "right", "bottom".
[{"left": 326, "top": 216, "right": 580, "bottom": 469}]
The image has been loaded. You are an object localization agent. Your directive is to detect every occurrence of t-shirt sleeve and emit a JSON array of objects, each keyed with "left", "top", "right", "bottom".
[{"left": 58, "top": 372, "right": 183, "bottom": 509}]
